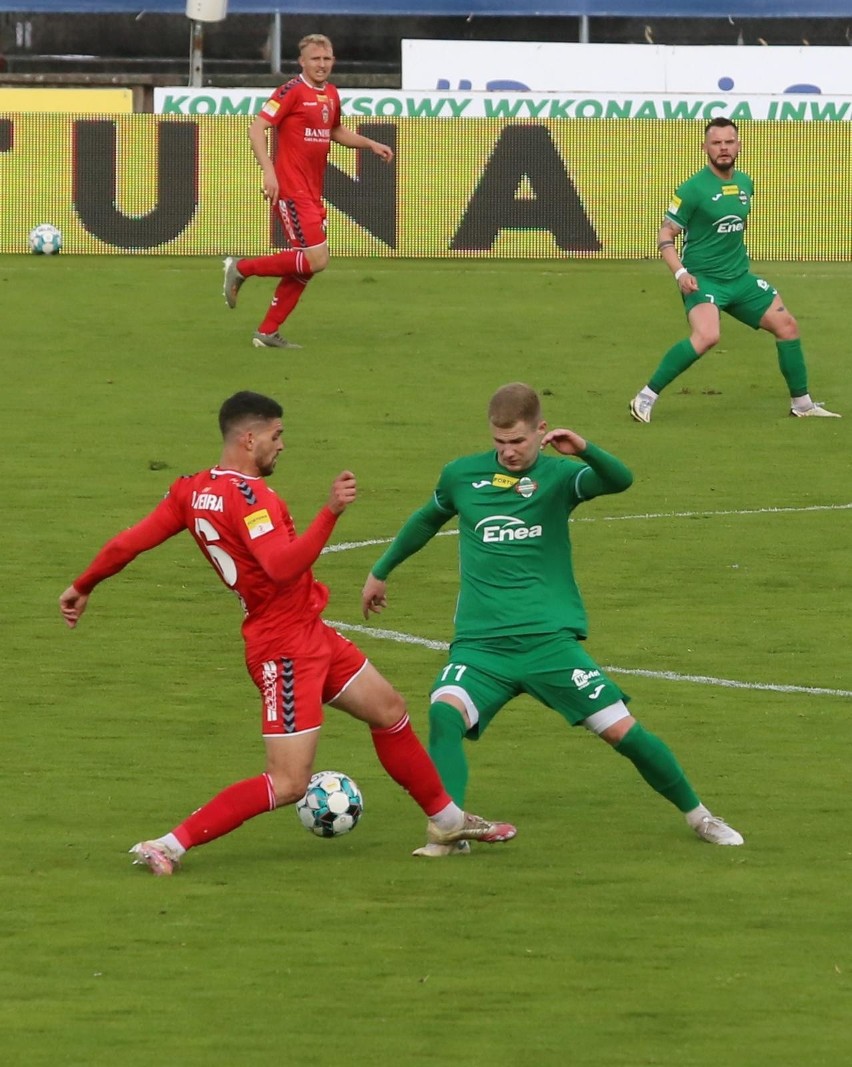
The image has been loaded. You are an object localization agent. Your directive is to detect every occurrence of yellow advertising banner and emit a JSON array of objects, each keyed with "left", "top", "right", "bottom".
[
  {"left": 0, "top": 89, "right": 133, "bottom": 113},
  {"left": 0, "top": 113, "right": 849, "bottom": 259}
]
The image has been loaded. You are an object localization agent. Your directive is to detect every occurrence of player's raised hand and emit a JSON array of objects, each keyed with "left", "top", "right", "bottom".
[
  {"left": 361, "top": 574, "right": 388, "bottom": 619},
  {"left": 540, "top": 428, "right": 587, "bottom": 455},
  {"left": 328, "top": 470, "right": 357, "bottom": 515},
  {"left": 59, "top": 584, "right": 89, "bottom": 628}
]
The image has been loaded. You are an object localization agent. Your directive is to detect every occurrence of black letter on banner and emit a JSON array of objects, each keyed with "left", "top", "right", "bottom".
[
  {"left": 324, "top": 123, "right": 396, "bottom": 248},
  {"left": 73, "top": 120, "right": 198, "bottom": 248},
  {"left": 0, "top": 119, "right": 12, "bottom": 153},
  {"left": 451, "top": 125, "right": 600, "bottom": 252}
]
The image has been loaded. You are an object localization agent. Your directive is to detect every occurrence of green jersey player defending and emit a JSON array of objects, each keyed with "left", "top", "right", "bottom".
[
  {"left": 630, "top": 118, "right": 840, "bottom": 423},
  {"left": 362, "top": 383, "right": 743, "bottom": 856}
]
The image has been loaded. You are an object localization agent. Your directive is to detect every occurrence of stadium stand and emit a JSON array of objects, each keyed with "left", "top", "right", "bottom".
[{"left": 0, "top": 2, "right": 849, "bottom": 84}]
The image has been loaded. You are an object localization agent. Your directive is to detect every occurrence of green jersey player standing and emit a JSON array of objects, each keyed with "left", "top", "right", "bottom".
[
  {"left": 630, "top": 117, "right": 840, "bottom": 423},
  {"left": 362, "top": 382, "right": 744, "bottom": 856}
]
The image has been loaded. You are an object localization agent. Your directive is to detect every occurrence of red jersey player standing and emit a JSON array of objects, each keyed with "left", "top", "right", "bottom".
[
  {"left": 58, "top": 391, "right": 516, "bottom": 875},
  {"left": 222, "top": 34, "right": 393, "bottom": 350}
]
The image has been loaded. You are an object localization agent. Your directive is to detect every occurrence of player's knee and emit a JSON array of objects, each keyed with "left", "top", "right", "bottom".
[
  {"left": 691, "top": 329, "right": 719, "bottom": 353},
  {"left": 776, "top": 312, "right": 798, "bottom": 340},
  {"left": 268, "top": 772, "right": 311, "bottom": 807},
  {"left": 370, "top": 687, "right": 408, "bottom": 729},
  {"left": 305, "top": 247, "right": 329, "bottom": 273}
]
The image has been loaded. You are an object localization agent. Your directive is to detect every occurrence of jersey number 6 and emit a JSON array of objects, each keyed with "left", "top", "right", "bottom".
[{"left": 194, "top": 517, "right": 238, "bottom": 587}]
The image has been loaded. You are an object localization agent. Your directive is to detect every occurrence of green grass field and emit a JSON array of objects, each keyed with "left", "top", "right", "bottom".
[{"left": 1, "top": 254, "right": 850, "bottom": 1066}]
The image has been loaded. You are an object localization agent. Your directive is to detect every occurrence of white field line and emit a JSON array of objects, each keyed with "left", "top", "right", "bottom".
[
  {"left": 323, "top": 501, "right": 852, "bottom": 554},
  {"left": 328, "top": 621, "right": 852, "bottom": 700},
  {"left": 324, "top": 500, "right": 852, "bottom": 699}
]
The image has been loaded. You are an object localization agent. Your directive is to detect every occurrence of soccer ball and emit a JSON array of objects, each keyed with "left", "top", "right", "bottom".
[
  {"left": 28, "top": 223, "right": 62, "bottom": 255},
  {"left": 296, "top": 770, "right": 363, "bottom": 838}
]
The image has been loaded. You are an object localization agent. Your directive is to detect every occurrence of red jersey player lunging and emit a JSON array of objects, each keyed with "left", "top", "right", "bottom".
[
  {"left": 222, "top": 34, "right": 393, "bottom": 350},
  {"left": 58, "top": 391, "right": 515, "bottom": 876}
]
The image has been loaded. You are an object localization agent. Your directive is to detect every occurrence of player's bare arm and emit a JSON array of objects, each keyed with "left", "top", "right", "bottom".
[
  {"left": 59, "top": 585, "right": 90, "bottom": 628},
  {"left": 328, "top": 470, "right": 357, "bottom": 515},
  {"left": 658, "top": 219, "right": 698, "bottom": 294},
  {"left": 247, "top": 115, "right": 279, "bottom": 201},
  {"left": 540, "top": 428, "right": 587, "bottom": 455},
  {"left": 361, "top": 574, "right": 388, "bottom": 619},
  {"left": 330, "top": 125, "right": 394, "bottom": 162}
]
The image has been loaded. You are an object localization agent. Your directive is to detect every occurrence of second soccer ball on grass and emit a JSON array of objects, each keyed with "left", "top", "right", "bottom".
[{"left": 28, "top": 223, "right": 62, "bottom": 255}]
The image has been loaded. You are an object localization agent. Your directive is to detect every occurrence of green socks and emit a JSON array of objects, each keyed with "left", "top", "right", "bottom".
[
  {"left": 648, "top": 338, "right": 702, "bottom": 394},
  {"left": 647, "top": 337, "right": 808, "bottom": 399},
  {"left": 428, "top": 701, "right": 469, "bottom": 806},
  {"left": 776, "top": 338, "right": 808, "bottom": 398},
  {"left": 614, "top": 723, "right": 700, "bottom": 813}
]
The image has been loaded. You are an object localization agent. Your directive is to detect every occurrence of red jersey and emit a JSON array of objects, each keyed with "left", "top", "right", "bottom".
[
  {"left": 73, "top": 467, "right": 340, "bottom": 667},
  {"left": 259, "top": 76, "right": 341, "bottom": 201}
]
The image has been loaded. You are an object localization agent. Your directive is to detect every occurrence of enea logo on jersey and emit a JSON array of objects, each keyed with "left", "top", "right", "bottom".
[
  {"left": 261, "top": 98, "right": 281, "bottom": 119},
  {"left": 715, "top": 215, "right": 745, "bottom": 234},
  {"left": 474, "top": 515, "right": 542, "bottom": 543},
  {"left": 244, "top": 509, "right": 274, "bottom": 539},
  {"left": 667, "top": 193, "right": 682, "bottom": 215}
]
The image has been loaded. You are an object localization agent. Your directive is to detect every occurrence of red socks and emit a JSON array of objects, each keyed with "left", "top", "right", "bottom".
[
  {"left": 370, "top": 714, "right": 452, "bottom": 817},
  {"left": 171, "top": 716, "right": 450, "bottom": 852},
  {"left": 173, "top": 773, "right": 275, "bottom": 850},
  {"left": 258, "top": 275, "right": 310, "bottom": 335},
  {"left": 237, "top": 249, "right": 313, "bottom": 278},
  {"left": 235, "top": 250, "right": 313, "bottom": 335}
]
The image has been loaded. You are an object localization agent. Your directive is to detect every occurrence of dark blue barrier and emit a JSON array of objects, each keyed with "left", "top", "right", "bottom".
[{"left": 2, "top": 1, "right": 851, "bottom": 16}]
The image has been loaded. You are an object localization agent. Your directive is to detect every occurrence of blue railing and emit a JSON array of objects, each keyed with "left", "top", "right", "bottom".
[{"left": 2, "top": 1, "right": 851, "bottom": 16}]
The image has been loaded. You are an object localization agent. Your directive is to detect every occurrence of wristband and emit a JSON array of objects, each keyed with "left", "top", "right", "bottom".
[{"left": 674, "top": 267, "right": 687, "bottom": 280}]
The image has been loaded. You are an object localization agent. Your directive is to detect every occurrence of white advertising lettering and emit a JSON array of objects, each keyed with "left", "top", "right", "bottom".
[{"left": 475, "top": 515, "right": 543, "bottom": 543}]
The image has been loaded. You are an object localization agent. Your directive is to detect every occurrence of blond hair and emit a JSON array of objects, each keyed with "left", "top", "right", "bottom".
[
  {"left": 488, "top": 383, "right": 542, "bottom": 428},
  {"left": 299, "top": 34, "right": 333, "bottom": 54}
]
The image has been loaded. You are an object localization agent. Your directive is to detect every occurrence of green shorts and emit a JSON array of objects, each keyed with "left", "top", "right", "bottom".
[
  {"left": 683, "top": 271, "right": 777, "bottom": 329},
  {"left": 429, "top": 632, "right": 628, "bottom": 740}
]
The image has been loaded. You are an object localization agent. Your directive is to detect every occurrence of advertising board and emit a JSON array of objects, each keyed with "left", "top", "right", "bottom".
[
  {"left": 401, "top": 41, "right": 852, "bottom": 96},
  {"left": 154, "top": 87, "right": 852, "bottom": 123},
  {"left": 3, "top": 114, "right": 849, "bottom": 260}
]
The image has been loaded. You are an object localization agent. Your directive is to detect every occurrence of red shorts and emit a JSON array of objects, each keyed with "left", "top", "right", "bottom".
[
  {"left": 248, "top": 621, "right": 367, "bottom": 737},
  {"left": 277, "top": 197, "right": 327, "bottom": 249}
]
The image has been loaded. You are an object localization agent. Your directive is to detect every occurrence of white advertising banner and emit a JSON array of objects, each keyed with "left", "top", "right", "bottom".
[
  {"left": 153, "top": 87, "right": 852, "bottom": 122},
  {"left": 401, "top": 41, "right": 852, "bottom": 96}
]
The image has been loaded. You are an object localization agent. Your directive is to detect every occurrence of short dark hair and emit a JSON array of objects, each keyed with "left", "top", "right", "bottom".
[
  {"left": 488, "top": 382, "right": 542, "bottom": 428},
  {"left": 218, "top": 391, "right": 283, "bottom": 438},
  {"left": 704, "top": 117, "right": 738, "bottom": 135}
]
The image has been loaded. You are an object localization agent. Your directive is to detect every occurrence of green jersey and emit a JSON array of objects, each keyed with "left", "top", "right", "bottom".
[
  {"left": 371, "top": 442, "right": 633, "bottom": 642},
  {"left": 666, "top": 165, "right": 754, "bottom": 280}
]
